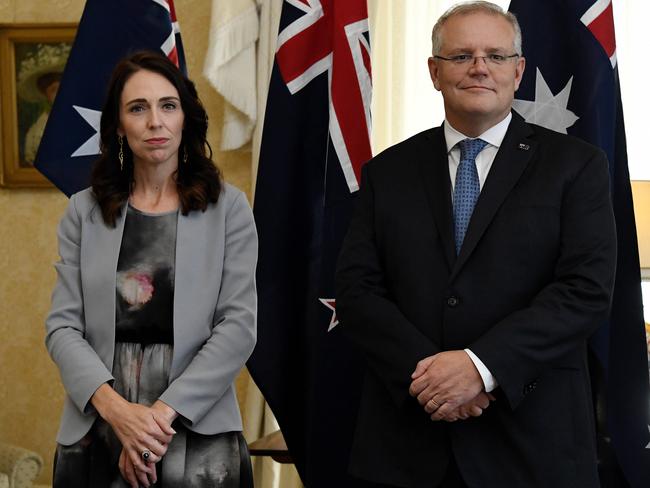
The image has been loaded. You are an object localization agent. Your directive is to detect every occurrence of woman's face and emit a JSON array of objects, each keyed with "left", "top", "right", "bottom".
[{"left": 117, "top": 69, "right": 184, "bottom": 169}]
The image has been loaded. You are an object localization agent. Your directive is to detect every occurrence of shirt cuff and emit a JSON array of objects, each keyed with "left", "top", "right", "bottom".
[{"left": 464, "top": 348, "right": 498, "bottom": 392}]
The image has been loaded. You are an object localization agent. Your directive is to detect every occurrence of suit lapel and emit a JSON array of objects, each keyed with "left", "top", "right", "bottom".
[
  {"left": 419, "top": 126, "right": 456, "bottom": 270},
  {"left": 450, "top": 113, "right": 537, "bottom": 281}
]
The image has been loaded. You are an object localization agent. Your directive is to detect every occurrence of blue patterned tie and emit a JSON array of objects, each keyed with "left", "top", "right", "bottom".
[{"left": 453, "top": 138, "right": 488, "bottom": 254}]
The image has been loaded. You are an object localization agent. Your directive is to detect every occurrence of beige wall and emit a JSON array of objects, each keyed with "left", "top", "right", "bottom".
[
  {"left": 0, "top": 1, "right": 252, "bottom": 484},
  {"left": 632, "top": 182, "right": 650, "bottom": 269}
]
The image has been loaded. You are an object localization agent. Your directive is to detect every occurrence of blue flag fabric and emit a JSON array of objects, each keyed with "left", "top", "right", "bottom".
[
  {"left": 34, "top": 0, "right": 186, "bottom": 196},
  {"left": 248, "top": 1, "right": 372, "bottom": 485},
  {"left": 509, "top": 1, "right": 650, "bottom": 486}
]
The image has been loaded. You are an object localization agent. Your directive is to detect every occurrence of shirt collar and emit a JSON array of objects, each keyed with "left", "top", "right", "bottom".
[{"left": 444, "top": 112, "right": 512, "bottom": 154}]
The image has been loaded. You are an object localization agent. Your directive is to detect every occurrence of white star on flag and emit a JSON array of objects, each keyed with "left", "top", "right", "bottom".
[
  {"left": 319, "top": 298, "right": 339, "bottom": 332},
  {"left": 71, "top": 105, "right": 102, "bottom": 157},
  {"left": 513, "top": 68, "right": 579, "bottom": 134}
]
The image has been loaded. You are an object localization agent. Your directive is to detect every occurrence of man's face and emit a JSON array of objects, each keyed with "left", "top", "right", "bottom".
[{"left": 428, "top": 11, "right": 525, "bottom": 135}]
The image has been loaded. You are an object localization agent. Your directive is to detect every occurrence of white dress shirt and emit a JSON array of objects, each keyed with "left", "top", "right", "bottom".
[{"left": 443, "top": 112, "right": 513, "bottom": 393}]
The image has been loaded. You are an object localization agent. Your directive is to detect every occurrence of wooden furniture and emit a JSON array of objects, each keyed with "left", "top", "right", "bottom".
[{"left": 248, "top": 429, "right": 292, "bottom": 464}]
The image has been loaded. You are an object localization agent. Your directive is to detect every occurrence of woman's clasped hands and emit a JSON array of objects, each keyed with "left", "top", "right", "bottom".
[{"left": 92, "top": 384, "right": 178, "bottom": 487}]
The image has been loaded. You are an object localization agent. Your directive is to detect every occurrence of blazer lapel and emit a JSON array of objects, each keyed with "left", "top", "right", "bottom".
[
  {"left": 171, "top": 208, "right": 204, "bottom": 379},
  {"left": 419, "top": 126, "right": 456, "bottom": 270},
  {"left": 84, "top": 202, "right": 127, "bottom": 371},
  {"left": 450, "top": 113, "right": 537, "bottom": 281}
]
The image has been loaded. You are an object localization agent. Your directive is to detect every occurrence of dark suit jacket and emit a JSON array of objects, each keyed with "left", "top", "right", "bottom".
[{"left": 335, "top": 112, "right": 616, "bottom": 488}]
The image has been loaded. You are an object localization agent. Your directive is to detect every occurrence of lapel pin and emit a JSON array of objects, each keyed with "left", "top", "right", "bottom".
[{"left": 518, "top": 143, "right": 530, "bottom": 151}]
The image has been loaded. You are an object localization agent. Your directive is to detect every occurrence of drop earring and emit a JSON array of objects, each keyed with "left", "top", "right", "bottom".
[{"left": 118, "top": 135, "right": 124, "bottom": 171}]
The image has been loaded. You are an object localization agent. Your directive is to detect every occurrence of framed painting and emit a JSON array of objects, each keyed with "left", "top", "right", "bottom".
[{"left": 0, "top": 24, "right": 76, "bottom": 188}]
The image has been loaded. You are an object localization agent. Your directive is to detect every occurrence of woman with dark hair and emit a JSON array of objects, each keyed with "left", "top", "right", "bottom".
[{"left": 45, "top": 51, "right": 257, "bottom": 487}]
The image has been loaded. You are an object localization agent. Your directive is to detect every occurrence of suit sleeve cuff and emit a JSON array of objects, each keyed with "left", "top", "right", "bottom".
[{"left": 465, "top": 348, "right": 498, "bottom": 392}]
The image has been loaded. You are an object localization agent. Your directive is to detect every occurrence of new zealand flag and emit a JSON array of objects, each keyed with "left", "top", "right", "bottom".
[
  {"left": 34, "top": 0, "right": 186, "bottom": 196},
  {"left": 247, "top": 0, "right": 372, "bottom": 485},
  {"left": 509, "top": 1, "right": 650, "bottom": 486}
]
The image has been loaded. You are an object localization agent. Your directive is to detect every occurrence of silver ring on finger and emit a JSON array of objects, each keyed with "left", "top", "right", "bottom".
[{"left": 141, "top": 449, "right": 151, "bottom": 462}]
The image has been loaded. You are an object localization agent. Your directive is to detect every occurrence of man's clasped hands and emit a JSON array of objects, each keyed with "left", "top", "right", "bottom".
[{"left": 409, "top": 350, "right": 496, "bottom": 422}]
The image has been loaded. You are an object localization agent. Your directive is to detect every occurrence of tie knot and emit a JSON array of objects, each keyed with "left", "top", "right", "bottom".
[{"left": 458, "top": 138, "right": 488, "bottom": 161}]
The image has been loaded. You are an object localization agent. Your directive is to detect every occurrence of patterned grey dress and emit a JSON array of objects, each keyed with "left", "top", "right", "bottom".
[{"left": 53, "top": 205, "right": 253, "bottom": 487}]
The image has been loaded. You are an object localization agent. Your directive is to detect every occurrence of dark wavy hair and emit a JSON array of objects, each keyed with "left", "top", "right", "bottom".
[{"left": 91, "top": 51, "right": 221, "bottom": 226}]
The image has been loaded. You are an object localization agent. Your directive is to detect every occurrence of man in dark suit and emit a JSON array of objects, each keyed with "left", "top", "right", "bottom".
[{"left": 335, "top": 2, "right": 617, "bottom": 487}]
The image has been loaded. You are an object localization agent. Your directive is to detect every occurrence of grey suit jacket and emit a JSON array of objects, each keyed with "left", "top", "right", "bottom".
[{"left": 46, "top": 183, "right": 258, "bottom": 446}]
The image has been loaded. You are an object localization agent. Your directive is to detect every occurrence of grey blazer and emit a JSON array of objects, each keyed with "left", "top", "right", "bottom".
[{"left": 45, "top": 183, "right": 258, "bottom": 446}]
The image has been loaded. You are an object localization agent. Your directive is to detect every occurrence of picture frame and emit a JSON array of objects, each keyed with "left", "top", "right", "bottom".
[{"left": 0, "top": 23, "right": 76, "bottom": 188}]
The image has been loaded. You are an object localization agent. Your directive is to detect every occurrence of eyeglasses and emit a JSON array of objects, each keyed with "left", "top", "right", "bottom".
[{"left": 433, "top": 53, "right": 520, "bottom": 66}]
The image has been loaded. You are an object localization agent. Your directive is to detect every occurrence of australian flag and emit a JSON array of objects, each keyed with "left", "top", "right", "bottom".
[
  {"left": 34, "top": 0, "right": 186, "bottom": 196},
  {"left": 509, "top": 1, "right": 650, "bottom": 486},
  {"left": 248, "top": 0, "right": 372, "bottom": 486}
]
